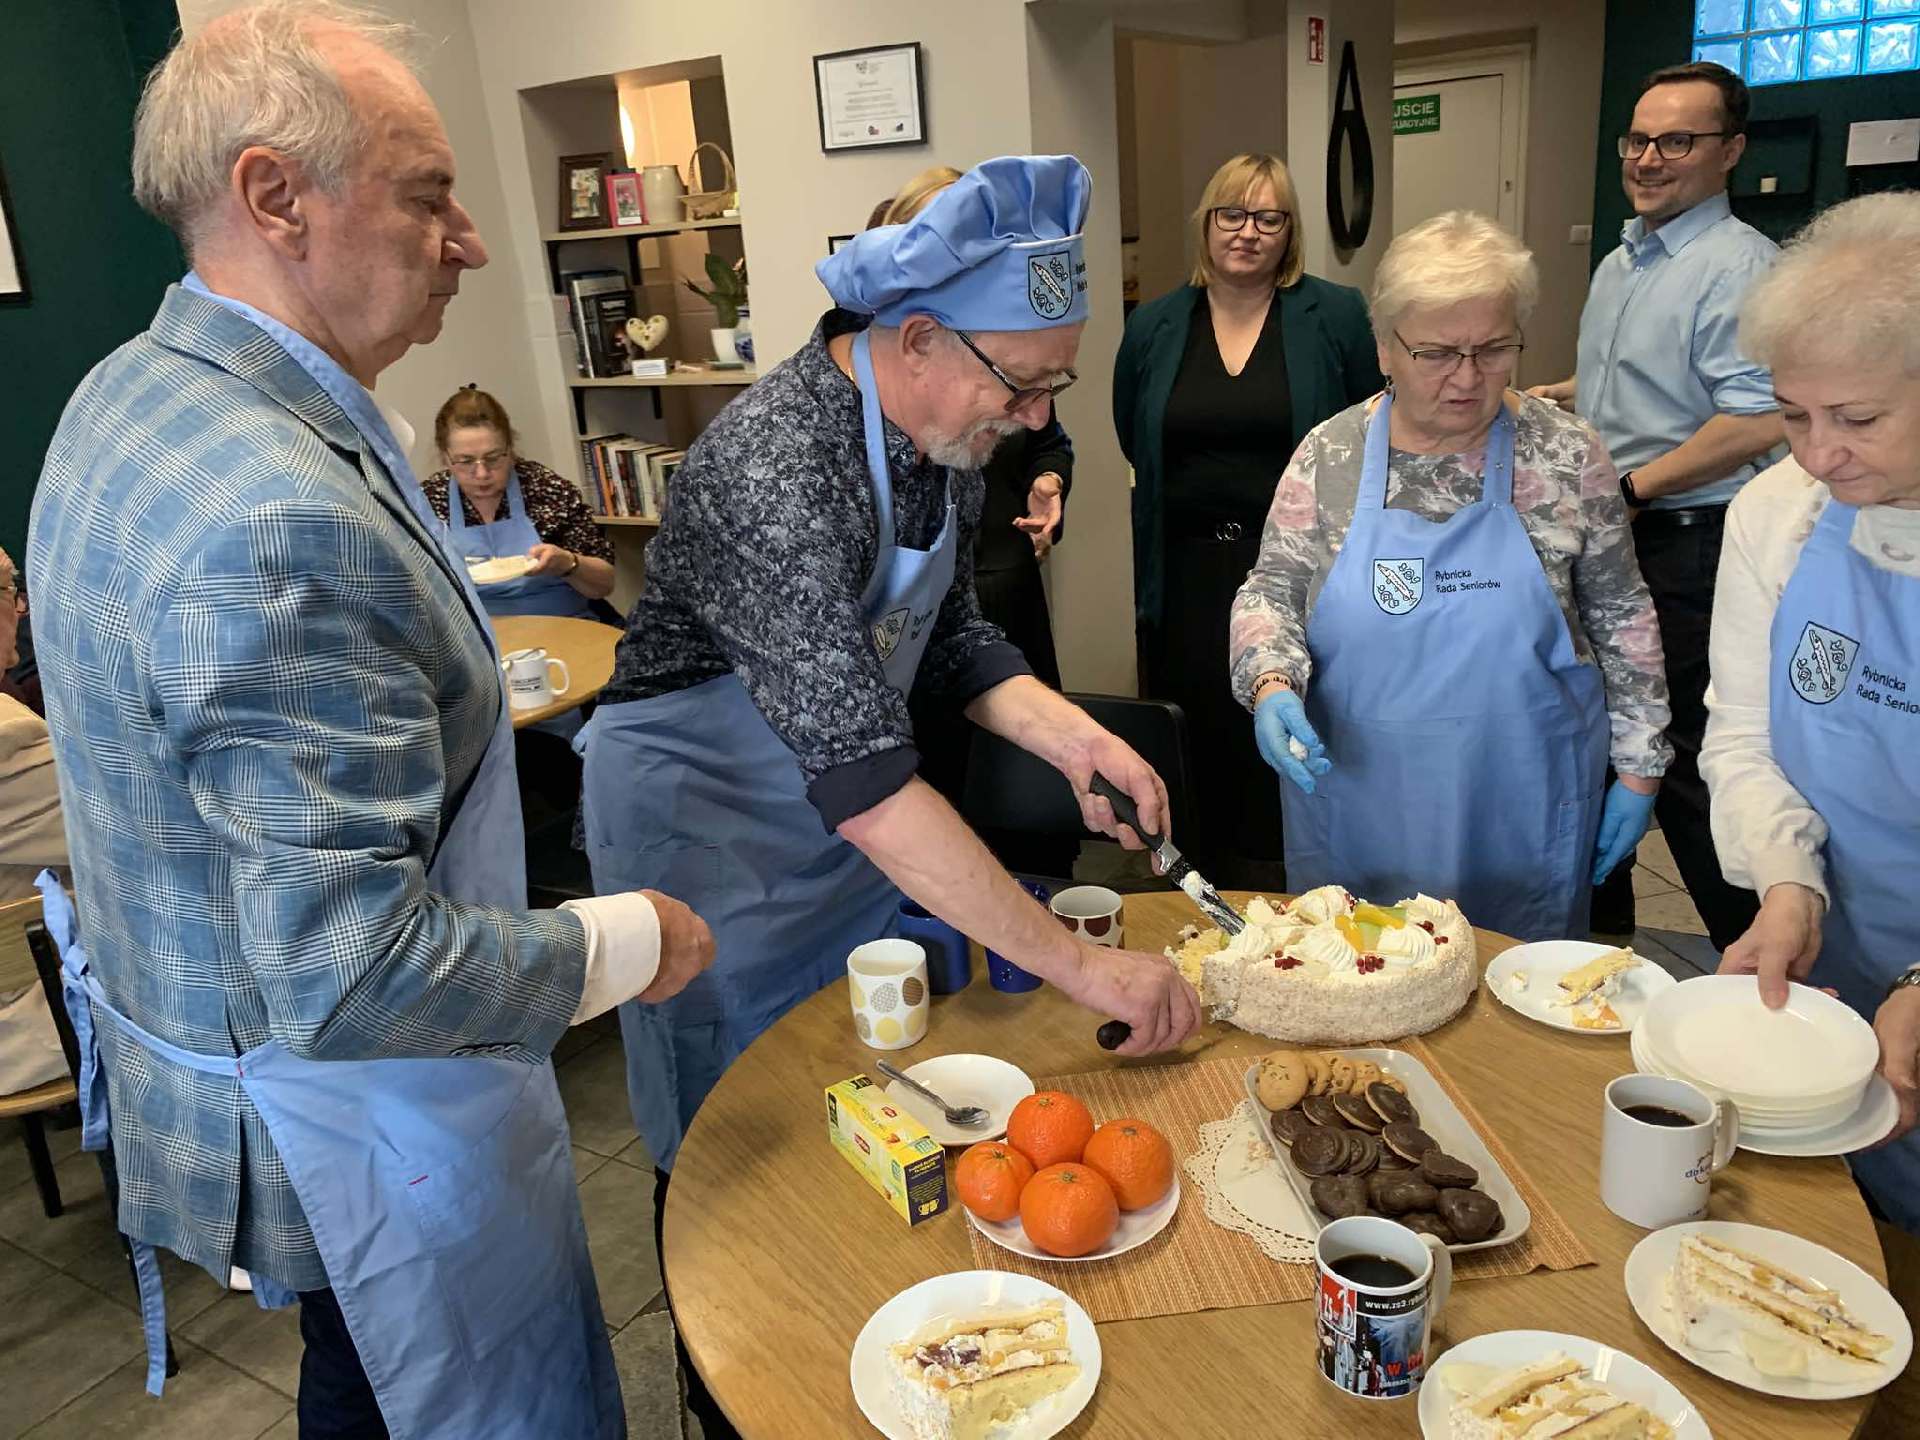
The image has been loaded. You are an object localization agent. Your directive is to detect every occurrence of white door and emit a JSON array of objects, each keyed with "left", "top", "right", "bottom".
[{"left": 1393, "top": 49, "right": 1528, "bottom": 236}]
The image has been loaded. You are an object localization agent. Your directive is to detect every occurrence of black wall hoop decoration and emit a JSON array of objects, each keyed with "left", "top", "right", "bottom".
[{"left": 1326, "top": 39, "right": 1375, "bottom": 255}]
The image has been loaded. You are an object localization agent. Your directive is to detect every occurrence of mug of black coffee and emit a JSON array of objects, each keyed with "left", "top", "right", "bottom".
[
  {"left": 1601, "top": 1073, "right": 1739, "bottom": 1229},
  {"left": 1312, "top": 1215, "right": 1451, "bottom": 1399}
]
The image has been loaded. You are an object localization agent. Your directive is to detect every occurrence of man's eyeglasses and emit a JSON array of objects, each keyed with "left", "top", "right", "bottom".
[
  {"left": 1211, "top": 206, "right": 1291, "bottom": 235},
  {"left": 448, "top": 449, "right": 510, "bottom": 473},
  {"left": 950, "top": 329, "right": 1078, "bottom": 414},
  {"left": 1617, "top": 130, "right": 1732, "bottom": 161},
  {"left": 1394, "top": 330, "right": 1525, "bottom": 377}
]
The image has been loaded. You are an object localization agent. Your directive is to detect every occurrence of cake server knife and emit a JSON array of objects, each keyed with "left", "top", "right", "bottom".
[{"left": 1088, "top": 774, "right": 1245, "bottom": 937}]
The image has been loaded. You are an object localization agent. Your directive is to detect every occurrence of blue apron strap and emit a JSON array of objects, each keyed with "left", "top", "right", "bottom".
[
  {"left": 1482, "top": 400, "right": 1517, "bottom": 508},
  {"left": 851, "top": 330, "right": 896, "bottom": 547},
  {"left": 506, "top": 468, "right": 532, "bottom": 524},
  {"left": 446, "top": 476, "right": 471, "bottom": 542},
  {"left": 1357, "top": 392, "right": 1393, "bottom": 511}
]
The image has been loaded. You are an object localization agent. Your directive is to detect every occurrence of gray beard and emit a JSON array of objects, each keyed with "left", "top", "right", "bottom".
[{"left": 924, "top": 417, "right": 1021, "bottom": 469}]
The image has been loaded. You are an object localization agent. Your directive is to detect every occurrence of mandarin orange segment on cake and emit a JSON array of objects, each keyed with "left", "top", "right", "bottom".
[
  {"left": 1081, "top": 1118, "right": 1174, "bottom": 1212},
  {"left": 1019, "top": 1164, "right": 1120, "bottom": 1257},
  {"left": 952, "top": 1141, "right": 1036, "bottom": 1224},
  {"left": 1006, "top": 1091, "right": 1094, "bottom": 1170}
]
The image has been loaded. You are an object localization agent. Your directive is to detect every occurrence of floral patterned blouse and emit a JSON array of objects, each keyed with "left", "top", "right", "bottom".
[
  {"left": 1229, "top": 393, "right": 1674, "bottom": 777},
  {"left": 420, "top": 457, "right": 613, "bottom": 562}
]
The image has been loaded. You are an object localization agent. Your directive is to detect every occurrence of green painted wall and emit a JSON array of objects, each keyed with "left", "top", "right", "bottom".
[
  {"left": 1593, "top": 3, "right": 1920, "bottom": 271},
  {"left": 0, "top": 0, "right": 183, "bottom": 566}
]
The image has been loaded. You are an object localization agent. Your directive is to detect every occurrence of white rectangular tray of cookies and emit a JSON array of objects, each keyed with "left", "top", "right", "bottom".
[{"left": 1241, "top": 1048, "right": 1531, "bottom": 1255}]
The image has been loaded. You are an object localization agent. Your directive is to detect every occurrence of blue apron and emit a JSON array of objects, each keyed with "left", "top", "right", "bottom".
[
  {"left": 578, "top": 327, "right": 957, "bottom": 1169},
  {"left": 448, "top": 467, "right": 599, "bottom": 622},
  {"left": 50, "top": 278, "right": 624, "bottom": 1435},
  {"left": 1282, "top": 393, "right": 1610, "bottom": 941},
  {"left": 1768, "top": 496, "right": 1920, "bottom": 1231}
]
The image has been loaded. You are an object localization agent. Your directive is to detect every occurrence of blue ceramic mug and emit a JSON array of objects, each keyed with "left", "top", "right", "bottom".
[
  {"left": 897, "top": 899, "right": 971, "bottom": 995},
  {"left": 987, "top": 880, "right": 1052, "bottom": 994}
]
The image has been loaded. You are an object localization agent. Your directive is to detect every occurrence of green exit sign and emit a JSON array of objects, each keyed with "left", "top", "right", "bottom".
[{"left": 1394, "top": 93, "right": 1442, "bottom": 135}]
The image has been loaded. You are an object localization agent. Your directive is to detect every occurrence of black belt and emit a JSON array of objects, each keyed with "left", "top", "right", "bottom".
[{"left": 1634, "top": 504, "right": 1726, "bottom": 530}]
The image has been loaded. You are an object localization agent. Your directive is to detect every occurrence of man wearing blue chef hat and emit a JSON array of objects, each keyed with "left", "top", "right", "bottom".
[{"left": 579, "top": 152, "right": 1200, "bottom": 1192}]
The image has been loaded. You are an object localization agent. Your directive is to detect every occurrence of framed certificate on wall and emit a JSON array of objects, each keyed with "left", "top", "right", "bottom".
[{"left": 814, "top": 42, "right": 927, "bottom": 153}]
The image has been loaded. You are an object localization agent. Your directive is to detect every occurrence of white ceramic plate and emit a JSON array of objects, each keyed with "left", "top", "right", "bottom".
[
  {"left": 882, "top": 1054, "right": 1036, "bottom": 1148},
  {"left": 1484, "top": 941, "right": 1676, "bottom": 1035},
  {"left": 1418, "top": 1329, "right": 1711, "bottom": 1439},
  {"left": 850, "top": 1270, "right": 1100, "bottom": 1439},
  {"left": 1244, "top": 1050, "right": 1532, "bottom": 1255},
  {"left": 1631, "top": 1025, "right": 1899, "bottom": 1156},
  {"left": 466, "top": 554, "right": 535, "bottom": 584},
  {"left": 1624, "top": 1221, "right": 1911, "bottom": 1401},
  {"left": 966, "top": 1176, "right": 1180, "bottom": 1263},
  {"left": 1643, "top": 976, "right": 1879, "bottom": 1106}
]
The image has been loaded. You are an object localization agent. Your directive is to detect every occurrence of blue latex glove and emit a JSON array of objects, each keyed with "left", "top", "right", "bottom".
[
  {"left": 1591, "top": 781, "right": 1658, "bottom": 885},
  {"left": 1254, "top": 689, "right": 1332, "bottom": 795}
]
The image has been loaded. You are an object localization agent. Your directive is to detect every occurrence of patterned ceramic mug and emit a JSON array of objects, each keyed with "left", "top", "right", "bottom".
[
  {"left": 847, "top": 938, "right": 929, "bottom": 1050},
  {"left": 1048, "top": 885, "right": 1124, "bottom": 947}
]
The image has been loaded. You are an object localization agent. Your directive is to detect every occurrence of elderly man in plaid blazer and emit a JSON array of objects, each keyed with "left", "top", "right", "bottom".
[{"left": 26, "top": 5, "right": 710, "bottom": 1436}]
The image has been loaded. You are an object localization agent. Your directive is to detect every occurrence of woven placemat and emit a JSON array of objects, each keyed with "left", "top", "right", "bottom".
[{"left": 964, "top": 1049, "right": 1593, "bottom": 1323}]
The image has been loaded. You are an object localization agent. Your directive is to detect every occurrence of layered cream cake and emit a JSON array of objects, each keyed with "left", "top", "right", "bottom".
[
  {"left": 1169, "top": 886, "right": 1477, "bottom": 1045},
  {"left": 1553, "top": 947, "right": 1641, "bottom": 1030},
  {"left": 1664, "top": 1233, "right": 1892, "bottom": 1383},
  {"left": 887, "top": 1302, "right": 1079, "bottom": 1440},
  {"left": 1443, "top": 1352, "right": 1674, "bottom": 1439}
]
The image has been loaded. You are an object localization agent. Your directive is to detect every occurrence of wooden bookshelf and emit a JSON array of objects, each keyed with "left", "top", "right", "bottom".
[
  {"left": 593, "top": 515, "right": 662, "bottom": 529},
  {"left": 543, "top": 217, "right": 740, "bottom": 244},
  {"left": 567, "top": 370, "right": 756, "bottom": 388}
]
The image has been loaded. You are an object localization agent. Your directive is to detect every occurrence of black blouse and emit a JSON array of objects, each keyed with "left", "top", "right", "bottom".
[{"left": 1160, "top": 290, "right": 1294, "bottom": 525}]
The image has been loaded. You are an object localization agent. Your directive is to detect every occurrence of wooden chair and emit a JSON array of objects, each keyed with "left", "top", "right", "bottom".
[{"left": 0, "top": 892, "right": 80, "bottom": 1218}]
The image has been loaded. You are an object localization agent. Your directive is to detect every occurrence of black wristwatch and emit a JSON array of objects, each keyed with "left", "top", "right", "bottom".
[
  {"left": 1889, "top": 968, "right": 1920, "bottom": 1000},
  {"left": 1619, "top": 470, "right": 1641, "bottom": 508}
]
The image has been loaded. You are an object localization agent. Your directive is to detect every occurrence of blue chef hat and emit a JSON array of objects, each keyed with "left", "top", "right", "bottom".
[{"left": 816, "top": 154, "right": 1091, "bottom": 331}]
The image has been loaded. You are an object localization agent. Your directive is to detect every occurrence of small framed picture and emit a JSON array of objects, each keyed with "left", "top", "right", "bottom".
[
  {"left": 827, "top": 233, "right": 856, "bottom": 255},
  {"left": 814, "top": 42, "right": 927, "bottom": 153},
  {"left": 0, "top": 157, "right": 27, "bottom": 304},
  {"left": 606, "top": 171, "right": 646, "bottom": 228},
  {"left": 558, "top": 152, "right": 613, "bottom": 231}
]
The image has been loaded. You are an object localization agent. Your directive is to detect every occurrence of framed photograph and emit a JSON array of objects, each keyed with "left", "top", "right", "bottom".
[
  {"left": 827, "top": 233, "right": 856, "bottom": 255},
  {"left": 814, "top": 42, "right": 927, "bottom": 153},
  {"left": 558, "top": 152, "right": 613, "bottom": 231},
  {"left": 0, "top": 156, "right": 27, "bottom": 305},
  {"left": 605, "top": 170, "right": 646, "bottom": 228}
]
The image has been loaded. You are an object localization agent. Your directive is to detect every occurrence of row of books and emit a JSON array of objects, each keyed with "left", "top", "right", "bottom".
[
  {"left": 564, "top": 269, "right": 634, "bottom": 379},
  {"left": 580, "top": 434, "right": 685, "bottom": 520}
]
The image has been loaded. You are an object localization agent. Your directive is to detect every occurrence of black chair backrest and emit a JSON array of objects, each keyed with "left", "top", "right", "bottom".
[
  {"left": 959, "top": 692, "right": 1194, "bottom": 847},
  {"left": 26, "top": 921, "right": 82, "bottom": 1083}
]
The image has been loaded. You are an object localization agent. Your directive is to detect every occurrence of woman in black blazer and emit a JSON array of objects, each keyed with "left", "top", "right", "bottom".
[{"left": 1115, "top": 152, "right": 1381, "bottom": 888}]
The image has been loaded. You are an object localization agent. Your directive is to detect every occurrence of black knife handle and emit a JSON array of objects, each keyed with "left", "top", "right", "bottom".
[
  {"left": 1096, "top": 1020, "right": 1132, "bottom": 1050},
  {"left": 1090, "top": 773, "right": 1163, "bottom": 850}
]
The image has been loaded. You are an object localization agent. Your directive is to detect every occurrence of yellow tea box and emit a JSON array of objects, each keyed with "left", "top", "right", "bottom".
[{"left": 824, "top": 1075, "right": 950, "bottom": 1225}]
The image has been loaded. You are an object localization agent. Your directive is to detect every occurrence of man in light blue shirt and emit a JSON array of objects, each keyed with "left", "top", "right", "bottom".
[{"left": 1532, "top": 62, "right": 1782, "bottom": 954}]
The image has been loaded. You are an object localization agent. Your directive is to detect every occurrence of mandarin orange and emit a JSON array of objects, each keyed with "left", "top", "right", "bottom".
[
  {"left": 1081, "top": 1118, "right": 1174, "bottom": 1211},
  {"left": 1019, "top": 1163, "right": 1119, "bottom": 1257},
  {"left": 952, "top": 1141, "right": 1035, "bottom": 1223},
  {"left": 1005, "top": 1090, "right": 1094, "bottom": 1170}
]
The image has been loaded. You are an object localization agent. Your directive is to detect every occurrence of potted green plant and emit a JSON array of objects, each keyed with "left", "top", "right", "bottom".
[{"left": 685, "top": 254, "right": 748, "bottom": 364}]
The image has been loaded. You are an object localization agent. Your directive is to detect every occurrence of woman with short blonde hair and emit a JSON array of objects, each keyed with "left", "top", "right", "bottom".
[
  {"left": 1116, "top": 151, "right": 1379, "bottom": 887},
  {"left": 1230, "top": 210, "right": 1671, "bottom": 940}
]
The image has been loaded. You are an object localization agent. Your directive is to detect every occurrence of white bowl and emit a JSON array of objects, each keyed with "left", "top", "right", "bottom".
[
  {"left": 1635, "top": 1028, "right": 1862, "bottom": 1129},
  {"left": 1642, "top": 976, "right": 1877, "bottom": 1109}
]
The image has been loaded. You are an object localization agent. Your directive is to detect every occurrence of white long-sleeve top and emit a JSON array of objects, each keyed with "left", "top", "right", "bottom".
[{"left": 1702, "top": 458, "right": 1920, "bottom": 903}]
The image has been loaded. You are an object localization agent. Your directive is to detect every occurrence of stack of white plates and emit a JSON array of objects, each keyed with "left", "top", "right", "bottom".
[{"left": 1632, "top": 975, "right": 1896, "bottom": 1155}]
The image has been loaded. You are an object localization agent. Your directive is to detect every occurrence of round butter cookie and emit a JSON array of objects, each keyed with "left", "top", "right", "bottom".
[{"left": 1254, "top": 1051, "right": 1309, "bottom": 1112}]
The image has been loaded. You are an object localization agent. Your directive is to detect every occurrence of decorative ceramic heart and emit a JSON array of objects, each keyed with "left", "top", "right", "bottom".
[{"left": 626, "top": 314, "right": 670, "bottom": 353}]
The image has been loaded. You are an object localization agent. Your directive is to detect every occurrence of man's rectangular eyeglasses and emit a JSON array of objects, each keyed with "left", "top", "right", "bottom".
[
  {"left": 1617, "top": 131, "right": 1731, "bottom": 160},
  {"left": 1394, "top": 330, "right": 1525, "bottom": 377},
  {"left": 951, "top": 329, "right": 1078, "bottom": 413},
  {"left": 449, "top": 449, "right": 510, "bottom": 473},
  {"left": 1211, "top": 206, "right": 1291, "bottom": 235}
]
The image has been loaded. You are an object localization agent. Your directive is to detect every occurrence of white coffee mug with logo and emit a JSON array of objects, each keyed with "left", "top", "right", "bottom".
[
  {"left": 1601, "top": 1073, "right": 1740, "bottom": 1229},
  {"left": 501, "top": 647, "right": 571, "bottom": 711}
]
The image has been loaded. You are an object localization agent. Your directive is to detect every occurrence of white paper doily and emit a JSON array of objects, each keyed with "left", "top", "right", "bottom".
[{"left": 1180, "top": 1099, "right": 1317, "bottom": 1265}]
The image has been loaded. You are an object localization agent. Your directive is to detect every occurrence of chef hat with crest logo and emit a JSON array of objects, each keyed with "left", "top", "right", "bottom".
[{"left": 816, "top": 154, "right": 1091, "bottom": 331}]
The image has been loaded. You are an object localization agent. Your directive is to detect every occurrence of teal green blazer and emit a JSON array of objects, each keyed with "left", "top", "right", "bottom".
[{"left": 1115, "top": 276, "right": 1381, "bottom": 629}]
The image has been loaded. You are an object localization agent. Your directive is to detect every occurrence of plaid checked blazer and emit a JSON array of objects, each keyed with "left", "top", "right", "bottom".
[{"left": 27, "top": 285, "right": 589, "bottom": 1290}]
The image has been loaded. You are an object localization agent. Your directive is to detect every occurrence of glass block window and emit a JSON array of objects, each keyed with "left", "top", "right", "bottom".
[{"left": 1696, "top": 0, "right": 1920, "bottom": 76}]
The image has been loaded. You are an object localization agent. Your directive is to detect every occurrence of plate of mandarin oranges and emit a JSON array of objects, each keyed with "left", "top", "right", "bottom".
[{"left": 955, "top": 1090, "right": 1180, "bottom": 1262}]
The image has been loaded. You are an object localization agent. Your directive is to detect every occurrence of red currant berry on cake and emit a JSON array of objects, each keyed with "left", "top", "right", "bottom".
[
  {"left": 1356, "top": 954, "right": 1384, "bottom": 975},
  {"left": 1417, "top": 920, "right": 1436, "bottom": 935},
  {"left": 1275, "top": 954, "right": 1303, "bottom": 970},
  {"left": 1435, "top": 934, "right": 1449, "bottom": 944}
]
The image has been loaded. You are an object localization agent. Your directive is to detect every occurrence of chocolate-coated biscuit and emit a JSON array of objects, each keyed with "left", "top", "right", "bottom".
[
  {"left": 1365, "top": 1170, "right": 1406, "bottom": 1208},
  {"left": 1343, "top": 1132, "right": 1381, "bottom": 1177},
  {"left": 1399, "top": 1211, "right": 1458, "bottom": 1245},
  {"left": 1309, "top": 1174, "right": 1370, "bottom": 1219},
  {"left": 1292, "top": 1128, "right": 1345, "bottom": 1177},
  {"left": 1374, "top": 1148, "right": 1417, "bottom": 1171},
  {"left": 1333, "top": 1092, "right": 1385, "bottom": 1132},
  {"left": 1374, "top": 1177, "right": 1440, "bottom": 1216},
  {"left": 1366, "top": 1082, "right": 1418, "bottom": 1127},
  {"left": 1419, "top": 1152, "right": 1480, "bottom": 1189},
  {"left": 1269, "top": 1108, "right": 1314, "bottom": 1147},
  {"left": 1302, "top": 1094, "right": 1347, "bottom": 1130},
  {"left": 1383, "top": 1123, "right": 1439, "bottom": 1162},
  {"left": 1437, "top": 1188, "right": 1503, "bottom": 1242}
]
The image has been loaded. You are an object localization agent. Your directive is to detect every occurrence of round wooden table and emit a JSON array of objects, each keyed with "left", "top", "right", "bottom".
[
  {"left": 488, "top": 615, "right": 620, "bottom": 729},
  {"left": 664, "top": 893, "right": 1889, "bottom": 1437}
]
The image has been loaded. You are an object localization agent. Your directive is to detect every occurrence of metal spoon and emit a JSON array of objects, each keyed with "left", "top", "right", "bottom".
[{"left": 875, "top": 1060, "right": 990, "bottom": 1129}]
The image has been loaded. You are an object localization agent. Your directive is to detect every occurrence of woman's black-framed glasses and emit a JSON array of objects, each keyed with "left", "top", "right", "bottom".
[
  {"left": 950, "top": 329, "right": 1078, "bottom": 413},
  {"left": 1393, "top": 330, "right": 1525, "bottom": 377},
  {"left": 1211, "top": 206, "right": 1290, "bottom": 235},
  {"left": 1617, "top": 130, "right": 1731, "bottom": 160}
]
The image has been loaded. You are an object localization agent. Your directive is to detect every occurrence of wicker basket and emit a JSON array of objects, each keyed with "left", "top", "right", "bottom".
[{"left": 682, "top": 141, "right": 738, "bottom": 220}]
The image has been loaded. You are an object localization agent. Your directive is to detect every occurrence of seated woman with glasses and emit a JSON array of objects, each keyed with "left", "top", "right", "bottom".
[
  {"left": 424, "top": 385, "right": 616, "bottom": 621},
  {"left": 1116, "top": 152, "right": 1380, "bottom": 888},
  {"left": 1230, "top": 212, "right": 1672, "bottom": 942}
]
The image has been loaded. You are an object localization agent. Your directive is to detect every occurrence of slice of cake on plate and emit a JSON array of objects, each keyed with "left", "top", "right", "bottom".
[
  {"left": 1665, "top": 1233, "right": 1891, "bottom": 1382},
  {"left": 1553, "top": 947, "right": 1641, "bottom": 1030},
  {"left": 1443, "top": 1351, "right": 1673, "bottom": 1439},
  {"left": 887, "top": 1301, "right": 1079, "bottom": 1440}
]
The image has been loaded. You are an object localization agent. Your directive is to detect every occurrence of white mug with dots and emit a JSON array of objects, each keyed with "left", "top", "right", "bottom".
[{"left": 848, "top": 938, "right": 929, "bottom": 1050}]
